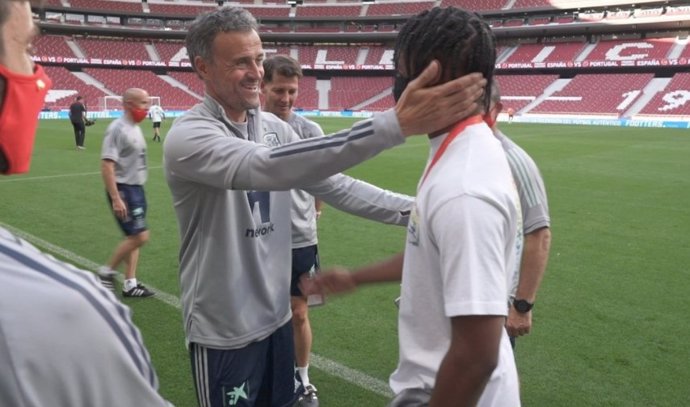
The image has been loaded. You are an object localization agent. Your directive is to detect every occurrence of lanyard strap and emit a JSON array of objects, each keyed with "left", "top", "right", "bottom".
[{"left": 420, "top": 115, "right": 484, "bottom": 186}]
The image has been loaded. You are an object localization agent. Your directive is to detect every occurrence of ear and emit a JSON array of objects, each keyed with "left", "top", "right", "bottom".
[
  {"left": 490, "top": 102, "right": 502, "bottom": 123},
  {"left": 194, "top": 56, "right": 209, "bottom": 80},
  {"left": 494, "top": 101, "right": 504, "bottom": 116}
]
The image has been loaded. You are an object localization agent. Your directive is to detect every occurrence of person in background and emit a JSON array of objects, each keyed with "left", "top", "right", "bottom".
[
  {"left": 97, "top": 88, "right": 155, "bottom": 298},
  {"left": 69, "top": 95, "right": 87, "bottom": 150},
  {"left": 0, "top": 1, "right": 171, "bottom": 405},
  {"left": 484, "top": 82, "right": 551, "bottom": 348},
  {"left": 149, "top": 101, "right": 166, "bottom": 142},
  {"left": 164, "top": 6, "right": 486, "bottom": 407},
  {"left": 262, "top": 54, "right": 325, "bottom": 404}
]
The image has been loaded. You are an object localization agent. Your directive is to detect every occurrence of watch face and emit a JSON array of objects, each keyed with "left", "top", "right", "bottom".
[{"left": 514, "top": 300, "right": 533, "bottom": 313}]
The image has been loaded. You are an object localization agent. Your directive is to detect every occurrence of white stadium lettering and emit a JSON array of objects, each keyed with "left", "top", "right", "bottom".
[
  {"left": 659, "top": 90, "right": 690, "bottom": 112},
  {"left": 606, "top": 42, "right": 653, "bottom": 61}
]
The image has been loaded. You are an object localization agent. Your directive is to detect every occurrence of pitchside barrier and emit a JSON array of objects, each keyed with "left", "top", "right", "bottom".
[{"left": 38, "top": 110, "right": 690, "bottom": 129}]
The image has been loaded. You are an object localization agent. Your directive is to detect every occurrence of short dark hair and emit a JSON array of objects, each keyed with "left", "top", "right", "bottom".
[
  {"left": 394, "top": 6, "right": 496, "bottom": 111},
  {"left": 263, "top": 55, "right": 302, "bottom": 83},
  {"left": 185, "top": 6, "right": 258, "bottom": 77}
]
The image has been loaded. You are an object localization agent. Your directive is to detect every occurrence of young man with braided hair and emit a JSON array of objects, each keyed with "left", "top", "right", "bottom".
[{"left": 305, "top": 7, "right": 522, "bottom": 407}]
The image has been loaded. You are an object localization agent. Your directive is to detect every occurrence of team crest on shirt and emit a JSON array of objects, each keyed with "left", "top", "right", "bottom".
[
  {"left": 407, "top": 205, "right": 420, "bottom": 246},
  {"left": 262, "top": 132, "right": 280, "bottom": 147}
]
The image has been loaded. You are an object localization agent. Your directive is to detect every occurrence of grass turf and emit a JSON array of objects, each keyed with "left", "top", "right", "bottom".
[{"left": 1, "top": 117, "right": 689, "bottom": 406}]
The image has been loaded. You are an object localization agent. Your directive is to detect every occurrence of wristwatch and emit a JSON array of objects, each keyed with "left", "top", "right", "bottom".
[{"left": 512, "top": 299, "right": 534, "bottom": 313}]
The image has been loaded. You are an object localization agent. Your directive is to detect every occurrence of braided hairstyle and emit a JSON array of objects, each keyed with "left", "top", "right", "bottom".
[{"left": 393, "top": 7, "right": 496, "bottom": 112}]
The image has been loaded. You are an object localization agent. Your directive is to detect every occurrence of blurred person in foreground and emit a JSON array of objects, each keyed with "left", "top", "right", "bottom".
[
  {"left": 484, "top": 83, "right": 551, "bottom": 348},
  {"left": 304, "top": 7, "right": 522, "bottom": 407},
  {"left": 0, "top": 1, "right": 171, "bottom": 405},
  {"left": 163, "top": 6, "right": 486, "bottom": 407},
  {"left": 261, "top": 54, "right": 326, "bottom": 404}
]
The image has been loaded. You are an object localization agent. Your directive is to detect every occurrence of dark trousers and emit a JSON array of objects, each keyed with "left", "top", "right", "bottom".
[{"left": 71, "top": 121, "right": 86, "bottom": 147}]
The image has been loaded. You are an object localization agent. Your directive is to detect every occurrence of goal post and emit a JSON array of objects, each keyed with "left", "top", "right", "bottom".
[{"left": 98, "top": 95, "right": 161, "bottom": 111}]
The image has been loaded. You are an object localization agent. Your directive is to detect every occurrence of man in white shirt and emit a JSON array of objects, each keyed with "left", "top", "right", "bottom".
[
  {"left": 305, "top": 7, "right": 522, "bottom": 407},
  {"left": 149, "top": 102, "right": 166, "bottom": 142}
]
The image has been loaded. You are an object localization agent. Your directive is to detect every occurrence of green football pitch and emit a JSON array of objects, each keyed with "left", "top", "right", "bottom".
[{"left": 1, "top": 117, "right": 689, "bottom": 406}]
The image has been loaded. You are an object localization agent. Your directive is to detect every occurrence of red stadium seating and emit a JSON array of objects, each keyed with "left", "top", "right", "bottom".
[
  {"left": 147, "top": 2, "right": 216, "bottom": 17},
  {"left": 243, "top": 6, "right": 291, "bottom": 18},
  {"left": 264, "top": 46, "right": 293, "bottom": 59},
  {"left": 76, "top": 38, "right": 150, "bottom": 61},
  {"left": 297, "top": 46, "right": 359, "bottom": 66},
  {"left": 585, "top": 39, "right": 675, "bottom": 63},
  {"left": 366, "top": 1, "right": 433, "bottom": 17},
  {"left": 294, "top": 76, "right": 318, "bottom": 111},
  {"left": 439, "top": 0, "right": 507, "bottom": 11},
  {"left": 362, "top": 94, "right": 395, "bottom": 111},
  {"left": 531, "top": 73, "right": 653, "bottom": 115},
  {"left": 153, "top": 41, "right": 189, "bottom": 64},
  {"left": 676, "top": 41, "right": 690, "bottom": 60},
  {"left": 84, "top": 68, "right": 201, "bottom": 110},
  {"left": 295, "top": 26, "right": 341, "bottom": 33},
  {"left": 502, "top": 42, "right": 587, "bottom": 64},
  {"left": 553, "top": 15, "right": 575, "bottom": 24},
  {"left": 329, "top": 77, "right": 392, "bottom": 110},
  {"left": 43, "top": 66, "right": 107, "bottom": 110},
  {"left": 494, "top": 74, "right": 559, "bottom": 112},
  {"left": 511, "top": 0, "right": 554, "bottom": 9},
  {"left": 70, "top": 0, "right": 143, "bottom": 13},
  {"left": 363, "top": 46, "right": 393, "bottom": 66},
  {"left": 33, "top": 35, "right": 75, "bottom": 59},
  {"left": 638, "top": 73, "right": 690, "bottom": 117},
  {"left": 167, "top": 71, "right": 205, "bottom": 99},
  {"left": 296, "top": 5, "right": 361, "bottom": 18}
]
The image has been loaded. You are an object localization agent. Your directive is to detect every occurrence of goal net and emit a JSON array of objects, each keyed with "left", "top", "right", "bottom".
[{"left": 98, "top": 95, "right": 162, "bottom": 111}]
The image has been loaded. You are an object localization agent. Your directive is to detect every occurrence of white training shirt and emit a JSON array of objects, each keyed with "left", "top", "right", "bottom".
[
  {"left": 495, "top": 129, "right": 550, "bottom": 296},
  {"left": 287, "top": 113, "right": 325, "bottom": 248},
  {"left": 149, "top": 105, "right": 165, "bottom": 122},
  {"left": 390, "top": 120, "right": 522, "bottom": 406}
]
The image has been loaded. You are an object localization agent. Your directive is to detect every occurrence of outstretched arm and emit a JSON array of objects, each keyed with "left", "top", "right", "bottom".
[
  {"left": 305, "top": 173, "right": 413, "bottom": 227},
  {"left": 303, "top": 252, "right": 404, "bottom": 296}
]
